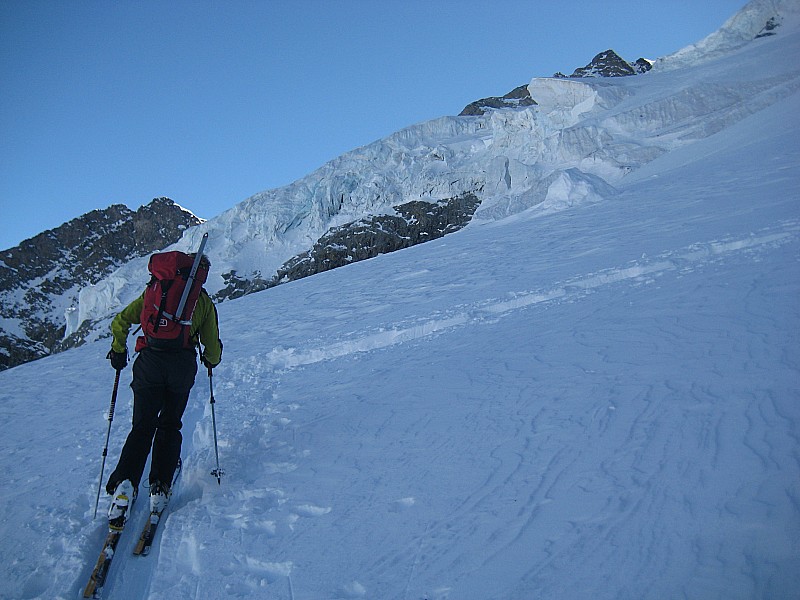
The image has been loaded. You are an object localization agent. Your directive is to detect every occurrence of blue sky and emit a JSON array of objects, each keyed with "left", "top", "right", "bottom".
[{"left": 0, "top": 0, "right": 745, "bottom": 251}]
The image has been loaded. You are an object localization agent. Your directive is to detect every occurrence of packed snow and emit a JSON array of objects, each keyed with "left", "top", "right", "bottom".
[{"left": 1, "top": 1, "right": 799, "bottom": 599}]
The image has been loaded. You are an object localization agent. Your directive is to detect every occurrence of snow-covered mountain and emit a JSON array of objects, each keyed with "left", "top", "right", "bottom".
[
  {"left": 0, "top": 198, "right": 201, "bottom": 370},
  {"left": 557, "top": 49, "right": 653, "bottom": 79},
  {"left": 66, "top": 0, "right": 800, "bottom": 359},
  {"left": 0, "top": 1, "right": 798, "bottom": 598},
  {"left": 460, "top": 49, "right": 651, "bottom": 117}
]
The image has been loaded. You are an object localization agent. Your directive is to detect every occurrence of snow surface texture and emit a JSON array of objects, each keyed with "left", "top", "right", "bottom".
[{"left": 1, "top": 1, "right": 799, "bottom": 599}]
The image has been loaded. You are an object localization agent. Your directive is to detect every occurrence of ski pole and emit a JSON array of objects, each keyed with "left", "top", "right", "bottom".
[
  {"left": 208, "top": 366, "right": 224, "bottom": 484},
  {"left": 93, "top": 369, "right": 121, "bottom": 519}
]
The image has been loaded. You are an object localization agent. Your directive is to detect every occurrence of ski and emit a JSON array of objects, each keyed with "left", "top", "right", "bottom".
[
  {"left": 133, "top": 511, "right": 162, "bottom": 556},
  {"left": 133, "top": 458, "right": 182, "bottom": 557},
  {"left": 84, "top": 483, "right": 135, "bottom": 598},
  {"left": 83, "top": 525, "right": 124, "bottom": 598}
]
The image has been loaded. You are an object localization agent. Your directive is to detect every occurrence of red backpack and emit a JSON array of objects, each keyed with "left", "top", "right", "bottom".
[{"left": 135, "top": 250, "right": 209, "bottom": 352}]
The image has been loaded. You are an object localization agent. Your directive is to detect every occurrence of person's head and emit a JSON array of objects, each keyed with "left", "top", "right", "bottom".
[{"left": 189, "top": 253, "right": 211, "bottom": 271}]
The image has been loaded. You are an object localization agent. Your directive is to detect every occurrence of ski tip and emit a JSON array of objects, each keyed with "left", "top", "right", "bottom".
[{"left": 84, "top": 577, "right": 103, "bottom": 598}]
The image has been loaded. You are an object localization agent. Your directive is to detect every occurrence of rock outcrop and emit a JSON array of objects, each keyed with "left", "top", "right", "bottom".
[{"left": 0, "top": 198, "right": 202, "bottom": 370}]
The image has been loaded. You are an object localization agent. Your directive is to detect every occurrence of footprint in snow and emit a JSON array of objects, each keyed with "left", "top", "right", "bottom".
[
  {"left": 389, "top": 497, "right": 416, "bottom": 512},
  {"left": 294, "top": 503, "right": 332, "bottom": 517}
]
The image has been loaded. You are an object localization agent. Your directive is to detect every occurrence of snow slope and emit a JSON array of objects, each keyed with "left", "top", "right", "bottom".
[{"left": 1, "top": 2, "right": 799, "bottom": 599}]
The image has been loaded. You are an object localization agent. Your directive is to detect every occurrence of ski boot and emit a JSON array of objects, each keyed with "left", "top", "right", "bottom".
[
  {"left": 107, "top": 480, "right": 136, "bottom": 530},
  {"left": 149, "top": 480, "right": 171, "bottom": 515}
]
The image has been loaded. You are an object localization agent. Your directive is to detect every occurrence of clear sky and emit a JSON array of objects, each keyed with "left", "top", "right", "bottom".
[{"left": 0, "top": 0, "right": 745, "bottom": 251}]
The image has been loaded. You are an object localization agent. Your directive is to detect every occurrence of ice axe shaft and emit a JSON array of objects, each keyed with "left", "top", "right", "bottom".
[{"left": 176, "top": 232, "right": 209, "bottom": 321}]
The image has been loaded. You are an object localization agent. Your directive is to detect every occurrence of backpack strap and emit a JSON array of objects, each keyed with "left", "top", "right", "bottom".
[{"left": 152, "top": 280, "right": 172, "bottom": 333}]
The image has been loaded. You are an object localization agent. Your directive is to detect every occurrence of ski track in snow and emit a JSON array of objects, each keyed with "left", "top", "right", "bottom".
[
  {"left": 256, "top": 220, "right": 799, "bottom": 372},
  {"left": 150, "top": 218, "right": 796, "bottom": 599},
  {"left": 1, "top": 187, "right": 797, "bottom": 600}
]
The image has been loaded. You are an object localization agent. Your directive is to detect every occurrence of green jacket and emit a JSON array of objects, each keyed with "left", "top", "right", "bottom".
[{"left": 110, "top": 290, "right": 222, "bottom": 366}]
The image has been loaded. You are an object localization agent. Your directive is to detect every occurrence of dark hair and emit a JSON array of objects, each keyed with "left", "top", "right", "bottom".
[{"left": 189, "top": 253, "right": 211, "bottom": 270}]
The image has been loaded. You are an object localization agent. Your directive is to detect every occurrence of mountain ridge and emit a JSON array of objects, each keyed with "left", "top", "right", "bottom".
[
  {"left": 0, "top": 198, "right": 201, "bottom": 370},
  {"left": 2, "top": 0, "right": 797, "bottom": 371}
]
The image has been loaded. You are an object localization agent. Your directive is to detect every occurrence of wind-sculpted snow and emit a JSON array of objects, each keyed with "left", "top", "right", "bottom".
[
  {"left": 654, "top": 0, "right": 800, "bottom": 71},
  {"left": 249, "top": 220, "right": 799, "bottom": 373},
  {"left": 527, "top": 78, "right": 606, "bottom": 127}
]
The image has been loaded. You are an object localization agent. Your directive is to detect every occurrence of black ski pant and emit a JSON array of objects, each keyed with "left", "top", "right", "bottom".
[{"left": 107, "top": 348, "right": 197, "bottom": 495}]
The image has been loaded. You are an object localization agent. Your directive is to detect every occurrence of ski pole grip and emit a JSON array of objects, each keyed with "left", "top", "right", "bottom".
[{"left": 208, "top": 367, "right": 215, "bottom": 403}]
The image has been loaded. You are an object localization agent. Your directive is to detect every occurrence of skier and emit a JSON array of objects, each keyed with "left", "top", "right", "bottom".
[{"left": 104, "top": 251, "right": 222, "bottom": 526}]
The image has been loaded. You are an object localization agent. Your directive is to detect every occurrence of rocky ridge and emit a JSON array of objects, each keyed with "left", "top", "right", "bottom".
[
  {"left": 460, "top": 49, "right": 652, "bottom": 116},
  {"left": 215, "top": 192, "right": 483, "bottom": 301},
  {"left": 0, "top": 198, "right": 201, "bottom": 370},
  {"left": 556, "top": 49, "right": 653, "bottom": 78}
]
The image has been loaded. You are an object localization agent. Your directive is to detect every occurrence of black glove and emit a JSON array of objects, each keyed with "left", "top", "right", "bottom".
[
  {"left": 201, "top": 354, "right": 218, "bottom": 370},
  {"left": 201, "top": 340, "right": 222, "bottom": 370},
  {"left": 107, "top": 349, "right": 128, "bottom": 371}
]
